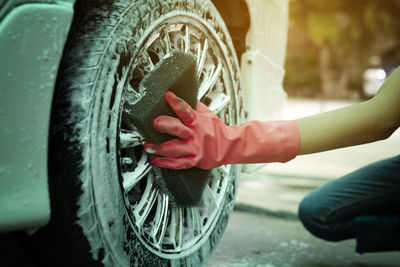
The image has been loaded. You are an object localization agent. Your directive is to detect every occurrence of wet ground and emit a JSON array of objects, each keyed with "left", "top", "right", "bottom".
[{"left": 208, "top": 211, "right": 400, "bottom": 267}]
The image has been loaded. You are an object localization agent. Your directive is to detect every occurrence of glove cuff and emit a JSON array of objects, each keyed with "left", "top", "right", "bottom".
[
  {"left": 273, "top": 120, "right": 301, "bottom": 163},
  {"left": 221, "top": 120, "right": 301, "bottom": 164}
]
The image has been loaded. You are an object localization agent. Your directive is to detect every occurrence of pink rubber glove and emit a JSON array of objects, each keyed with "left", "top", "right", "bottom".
[{"left": 144, "top": 91, "right": 301, "bottom": 170}]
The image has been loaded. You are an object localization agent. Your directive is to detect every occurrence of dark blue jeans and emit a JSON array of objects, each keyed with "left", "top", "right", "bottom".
[{"left": 298, "top": 155, "right": 400, "bottom": 253}]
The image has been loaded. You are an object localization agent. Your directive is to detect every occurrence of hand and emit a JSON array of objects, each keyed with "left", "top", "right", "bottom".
[
  {"left": 144, "top": 91, "right": 228, "bottom": 169},
  {"left": 145, "top": 91, "right": 301, "bottom": 170}
]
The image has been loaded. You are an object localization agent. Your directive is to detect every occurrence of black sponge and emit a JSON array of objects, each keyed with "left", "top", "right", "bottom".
[{"left": 124, "top": 50, "right": 211, "bottom": 207}]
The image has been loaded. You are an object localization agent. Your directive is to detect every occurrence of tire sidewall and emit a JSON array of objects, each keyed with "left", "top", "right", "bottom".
[{"left": 56, "top": 0, "right": 242, "bottom": 266}]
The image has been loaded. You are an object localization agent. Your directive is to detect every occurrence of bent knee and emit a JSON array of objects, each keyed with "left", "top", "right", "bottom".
[
  {"left": 298, "top": 194, "right": 323, "bottom": 227},
  {"left": 298, "top": 195, "right": 343, "bottom": 242}
]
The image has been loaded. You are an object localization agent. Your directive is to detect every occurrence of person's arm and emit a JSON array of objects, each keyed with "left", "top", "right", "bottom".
[
  {"left": 298, "top": 67, "right": 400, "bottom": 155},
  {"left": 144, "top": 91, "right": 301, "bottom": 169},
  {"left": 145, "top": 68, "right": 400, "bottom": 170}
]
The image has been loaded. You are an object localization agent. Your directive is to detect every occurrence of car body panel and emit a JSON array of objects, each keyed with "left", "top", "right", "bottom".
[
  {"left": 241, "top": 0, "right": 289, "bottom": 172},
  {"left": 0, "top": 0, "right": 75, "bottom": 20},
  {"left": 0, "top": 2, "right": 73, "bottom": 232}
]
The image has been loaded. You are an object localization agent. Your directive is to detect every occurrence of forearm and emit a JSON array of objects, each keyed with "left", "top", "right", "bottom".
[
  {"left": 297, "top": 100, "right": 383, "bottom": 154},
  {"left": 297, "top": 67, "right": 400, "bottom": 155}
]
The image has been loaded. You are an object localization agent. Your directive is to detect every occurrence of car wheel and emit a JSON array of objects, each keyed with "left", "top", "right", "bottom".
[{"left": 30, "top": 0, "right": 242, "bottom": 266}]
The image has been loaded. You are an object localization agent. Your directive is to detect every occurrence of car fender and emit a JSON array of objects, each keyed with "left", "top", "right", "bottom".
[
  {"left": 241, "top": 0, "right": 289, "bottom": 172},
  {"left": 0, "top": 1, "right": 74, "bottom": 232}
]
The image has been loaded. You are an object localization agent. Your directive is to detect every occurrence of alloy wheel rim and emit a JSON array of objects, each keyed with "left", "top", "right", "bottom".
[{"left": 116, "top": 13, "right": 238, "bottom": 258}]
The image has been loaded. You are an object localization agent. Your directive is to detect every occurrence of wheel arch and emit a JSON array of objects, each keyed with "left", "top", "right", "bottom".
[{"left": 211, "top": 0, "right": 250, "bottom": 62}]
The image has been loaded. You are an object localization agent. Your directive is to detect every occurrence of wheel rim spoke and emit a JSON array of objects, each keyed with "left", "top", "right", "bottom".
[
  {"left": 196, "top": 39, "right": 208, "bottom": 78},
  {"left": 169, "top": 207, "right": 184, "bottom": 249},
  {"left": 132, "top": 173, "right": 159, "bottom": 229},
  {"left": 183, "top": 25, "right": 190, "bottom": 53},
  {"left": 123, "top": 85, "right": 143, "bottom": 109},
  {"left": 218, "top": 165, "right": 230, "bottom": 176},
  {"left": 120, "top": 129, "right": 143, "bottom": 148},
  {"left": 198, "top": 62, "right": 222, "bottom": 99},
  {"left": 196, "top": 43, "right": 201, "bottom": 66},
  {"left": 122, "top": 151, "right": 152, "bottom": 192},
  {"left": 161, "top": 27, "right": 172, "bottom": 53},
  {"left": 141, "top": 49, "right": 155, "bottom": 70},
  {"left": 202, "top": 185, "right": 218, "bottom": 210},
  {"left": 210, "top": 166, "right": 229, "bottom": 196},
  {"left": 207, "top": 92, "right": 231, "bottom": 114},
  {"left": 190, "top": 208, "right": 202, "bottom": 237},
  {"left": 149, "top": 194, "right": 169, "bottom": 246}
]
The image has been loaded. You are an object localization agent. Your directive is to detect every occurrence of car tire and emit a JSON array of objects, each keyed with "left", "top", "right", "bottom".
[{"left": 24, "top": 0, "right": 243, "bottom": 266}]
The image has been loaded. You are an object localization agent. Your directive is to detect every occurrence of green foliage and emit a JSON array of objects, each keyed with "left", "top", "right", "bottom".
[
  {"left": 307, "top": 14, "right": 340, "bottom": 46},
  {"left": 284, "top": 50, "right": 320, "bottom": 97},
  {"left": 303, "top": 0, "right": 344, "bottom": 11},
  {"left": 286, "top": 0, "right": 400, "bottom": 98},
  {"left": 291, "top": 0, "right": 400, "bottom": 50}
]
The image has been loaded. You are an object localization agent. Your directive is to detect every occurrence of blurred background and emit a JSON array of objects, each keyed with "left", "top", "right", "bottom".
[
  {"left": 236, "top": 0, "right": 400, "bottom": 217},
  {"left": 285, "top": 0, "right": 400, "bottom": 99}
]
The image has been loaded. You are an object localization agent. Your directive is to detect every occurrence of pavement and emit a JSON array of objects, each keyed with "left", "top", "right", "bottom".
[
  {"left": 208, "top": 98, "right": 400, "bottom": 266},
  {"left": 208, "top": 211, "right": 400, "bottom": 267}
]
